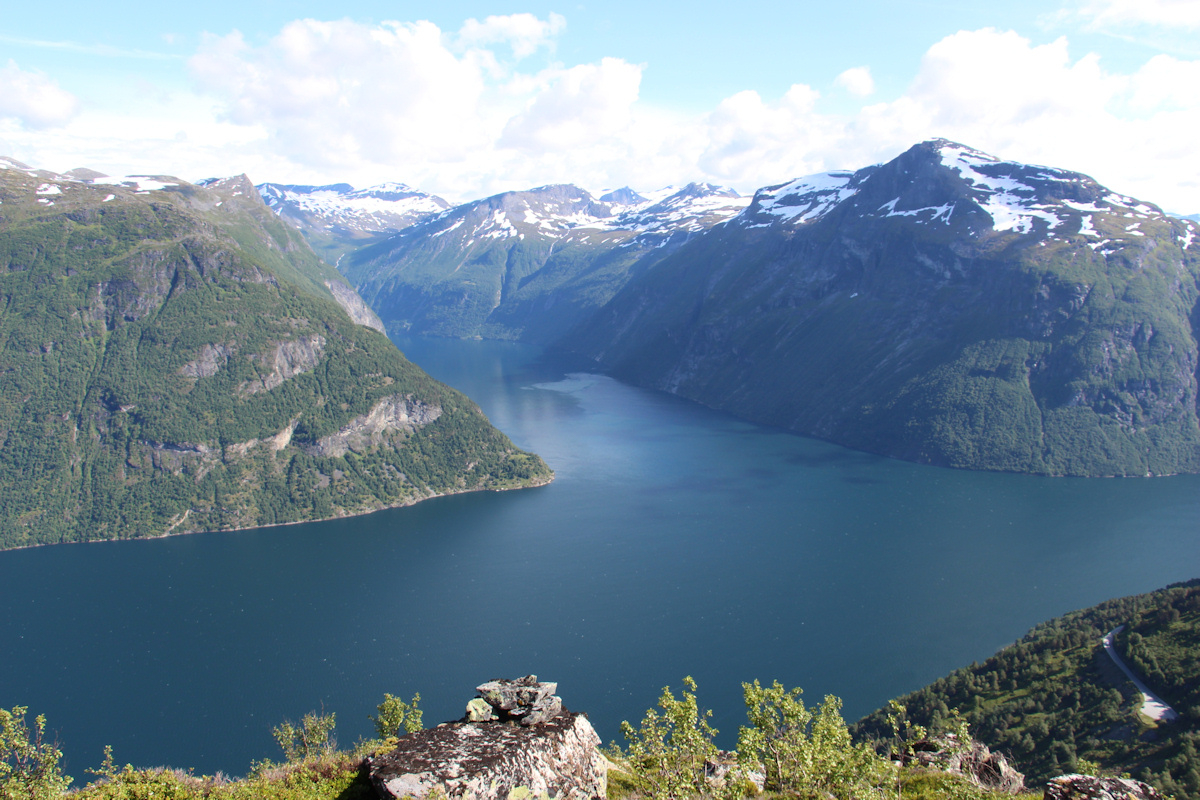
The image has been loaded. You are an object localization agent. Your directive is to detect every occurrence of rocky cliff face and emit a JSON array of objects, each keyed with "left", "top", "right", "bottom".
[
  {"left": 564, "top": 140, "right": 1200, "bottom": 476},
  {"left": 305, "top": 394, "right": 441, "bottom": 458},
  {"left": 324, "top": 279, "right": 386, "bottom": 332}
]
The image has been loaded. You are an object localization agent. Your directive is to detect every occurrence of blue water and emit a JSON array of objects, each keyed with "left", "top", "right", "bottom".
[{"left": 1, "top": 335, "right": 1198, "bottom": 779}]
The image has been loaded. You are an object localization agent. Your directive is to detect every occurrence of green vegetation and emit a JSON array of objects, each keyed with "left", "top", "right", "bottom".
[
  {"left": 370, "top": 694, "right": 423, "bottom": 739},
  {"left": 3, "top": 681, "right": 1029, "bottom": 800},
  {"left": 9, "top": 695, "right": 410, "bottom": 800},
  {"left": 1, "top": 706, "right": 70, "bottom": 800},
  {"left": 0, "top": 169, "right": 550, "bottom": 550},
  {"left": 855, "top": 580, "right": 1200, "bottom": 799},
  {"left": 272, "top": 712, "right": 338, "bottom": 764},
  {"left": 609, "top": 677, "right": 1024, "bottom": 800}
]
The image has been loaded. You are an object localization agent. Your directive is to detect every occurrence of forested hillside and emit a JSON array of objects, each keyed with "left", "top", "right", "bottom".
[
  {"left": 855, "top": 580, "right": 1200, "bottom": 798},
  {"left": 0, "top": 160, "right": 550, "bottom": 550}
]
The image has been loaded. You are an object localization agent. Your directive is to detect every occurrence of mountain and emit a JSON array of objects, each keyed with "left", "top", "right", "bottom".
[
  {"left": 854, "top": 579, "right": 1200, "bottom": 799},
  {"left": 256, "top": 181, "right": 450, "bottom": 264},
  {"left": 562, "top": 140, "right": 1200, "bottom": 476},
  {"left": 342, "top": 182, "right": 749, "bottom": 344},
  {"left": 0, "top": 158, "right": 549, "bottom": 550}
]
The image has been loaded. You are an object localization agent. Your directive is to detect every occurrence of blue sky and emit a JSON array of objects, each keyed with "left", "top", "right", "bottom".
[{"left": 2, "top": 0, "right": 1198, "bottom": 209}]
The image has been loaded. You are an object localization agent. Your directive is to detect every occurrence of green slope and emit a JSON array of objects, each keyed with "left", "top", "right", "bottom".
[
  {"left": 854, "top": 580, "right": 1200, "bottom": 799},
  {"left": 0, "top": 163, "right": 550, "bottom": 550}
]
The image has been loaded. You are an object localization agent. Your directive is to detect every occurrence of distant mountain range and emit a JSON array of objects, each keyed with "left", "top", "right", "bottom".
[
  {"left": 341, "top": 181, "right": 750, "bottom": 343},
  {"left": 256, "top": 181, "right": 451, "bottom": 264},
  {"left": 298, "top": 140, "right": 1200, "bottom": 477},
  {"left": 0, "top": 157, "right": 549, "bottom": 549}
]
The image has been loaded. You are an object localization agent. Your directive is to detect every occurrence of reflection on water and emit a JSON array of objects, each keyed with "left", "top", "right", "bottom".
[{"left": 1, "top": 335, "right": 1198, "bottom": 777}]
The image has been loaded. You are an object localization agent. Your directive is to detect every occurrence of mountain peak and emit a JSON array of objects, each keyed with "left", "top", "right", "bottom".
[{"left": 599, "top": 187, "right": 646, "bottom": 205}]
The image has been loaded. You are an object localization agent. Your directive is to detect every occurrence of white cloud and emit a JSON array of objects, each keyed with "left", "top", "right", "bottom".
[
  {"left": 500, "top": 58, "right": 642, "bottom": 151},
  {"left": 458, "top": 13, "right": 566, "bottom": 59},
  {"left": 0, "top": 60, "right": 79, "bottom": 129},
  {"left": 1076, "top": 0, "right": 1200, "bottom": 29},
  {"left": 1125, "top": 54, "right": 1200, "bottom": 112},
  {"left": 835, "top": 66, "right": 875, "bottom": 97},
  {"left": 190, "top": 19, "right": 496, "bottom": 174}
]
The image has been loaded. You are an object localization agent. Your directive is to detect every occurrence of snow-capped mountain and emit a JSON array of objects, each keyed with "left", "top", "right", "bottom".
[
  {"left": 566, "top": 139, "right": 1200, "bottom": 477},
  {"left": 256, "top": 181, "right": 451, "bottom": 263},
  {"left": 340, "top": 181, "right": 749, "bottom": 343},
  {"left": 736, "top": 140, "right": 1190, "bottom": 255}
]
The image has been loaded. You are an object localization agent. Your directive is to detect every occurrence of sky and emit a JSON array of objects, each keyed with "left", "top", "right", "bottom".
[{"left": 1, "top": 0, "right": 1198, "bottom": 210}]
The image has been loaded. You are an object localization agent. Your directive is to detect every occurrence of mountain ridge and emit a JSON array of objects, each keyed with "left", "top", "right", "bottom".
[{"left": 342, "top": 180, "right": 750, "bottom": 344}]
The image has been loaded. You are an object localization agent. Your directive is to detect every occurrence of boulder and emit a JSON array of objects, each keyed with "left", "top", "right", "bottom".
[
  {"left": 369, "top": 711, "right": 606, "bottom": 800},
  {"left": 1044, "top": 774, "right": 1165, "bottom": 800},
  {"left": 903, "top": 734, "right": 1025, "bottom": 794}
]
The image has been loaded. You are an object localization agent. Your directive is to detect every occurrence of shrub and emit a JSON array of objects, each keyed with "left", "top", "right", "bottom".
[{"left": 0, "top": 706, "right": 70, "bottom": 800}]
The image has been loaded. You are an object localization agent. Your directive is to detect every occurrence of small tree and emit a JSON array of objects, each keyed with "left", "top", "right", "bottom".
[
  {"left": 272, "top": 710, "right": 337, "bottom": 763},
  {"left": 0, "top": 706, "right": 70, "bottom": 800},
  {"left": 371, "top": 693, "right": 423, "bottom": 739},
  {"left": 619, "top": 676, "right": 719, "bottom": 800},
  {"left": 738, "top": 681, "right": 891, "bottom": 799}
]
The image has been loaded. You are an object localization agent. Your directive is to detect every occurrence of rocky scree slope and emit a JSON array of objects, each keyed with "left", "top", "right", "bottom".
[
  {"left": 0, "top": 158, "right": 549, "bottom": 550},
  {"left": 342, "top": 182, "right": 749, "bottom": 344},
  {"left": 563, "top": 140, "right": 1200, "bottom": 476}
]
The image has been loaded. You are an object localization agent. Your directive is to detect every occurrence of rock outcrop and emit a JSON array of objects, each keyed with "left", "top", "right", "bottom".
[
  {"left": 1044, "top": 774, "right": 1165, "bottom": 800},
  {"left": 369, "top": 677, "right": 605, "bottom": 800},
  {"left": 306, "top": 393, "right": 441, "bottom": 458},
  {"left": 238, "top": 334, "right": 326, "bottom": 396},
  {"left": 325, "top": 279, "right": 386, "bottom": 333},
  {"left": 903, "top": 734, "right": 1025, "bottom": 794}
]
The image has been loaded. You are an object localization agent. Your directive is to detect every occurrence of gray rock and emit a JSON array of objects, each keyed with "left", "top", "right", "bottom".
[
  {"left": 903, "top": 734, "right": 1025, "bottom": 794},
  {"left": 475, "top": 675, "right": 563, "bottom": 726},
  {"left": 369, "top": 711, "right": 606, "bottom": 800},
  {"left": 1044, "top": 774, "right": 1165, "bottom": 800}
]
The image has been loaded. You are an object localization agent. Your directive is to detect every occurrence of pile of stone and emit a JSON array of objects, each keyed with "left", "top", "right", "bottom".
[
  {"left": 368, "top": 677, "right": 606, "bottom": 800},
  {"left": 467, "top": 675, "right": 563, "bottom": 726}
]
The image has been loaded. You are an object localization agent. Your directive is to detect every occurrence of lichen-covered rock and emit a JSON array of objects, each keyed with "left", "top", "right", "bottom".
[
  {"left": 368, "top": 711, "right": 606, "bottom": 800},
  {"left": 465, "top": 698, "right": 497, "bottom": 722},
  {"left": 1044, "top": 774, "right": 1165, "bottom": 800},
  {"left": 903, "top": 734, "right": 1025, "bottom": 794},
  {"left": 474, "top": 676, "right": 562, "bottom": 727}
]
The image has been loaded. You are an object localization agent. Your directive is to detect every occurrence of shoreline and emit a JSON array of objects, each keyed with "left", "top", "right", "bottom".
[{"left": 0, "top": 472, "right": 554, "bottom": 554}]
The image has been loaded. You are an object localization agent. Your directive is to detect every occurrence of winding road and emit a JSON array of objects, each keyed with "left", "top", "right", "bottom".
[{"left": 1102, "top": 626, "right": 1179, "bottom": 724}]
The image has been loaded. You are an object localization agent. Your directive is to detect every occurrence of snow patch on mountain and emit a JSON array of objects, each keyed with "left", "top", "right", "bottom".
[
  {"left": 752, "top": 171, "right": 858, "bottom": 225},
  {"left": 257, "top": 182, "right": 450, "bottom": 236},
  {"left": 92, "top": 175, "right": 179, "bottom": 193},
  {"left": 938, "top": 144, "right": 1070, "bottom": 234}
]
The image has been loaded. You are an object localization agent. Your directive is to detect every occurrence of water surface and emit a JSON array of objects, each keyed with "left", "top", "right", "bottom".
[{"left": 1, "top": 335, "right": 1197, "bottom": 777}]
